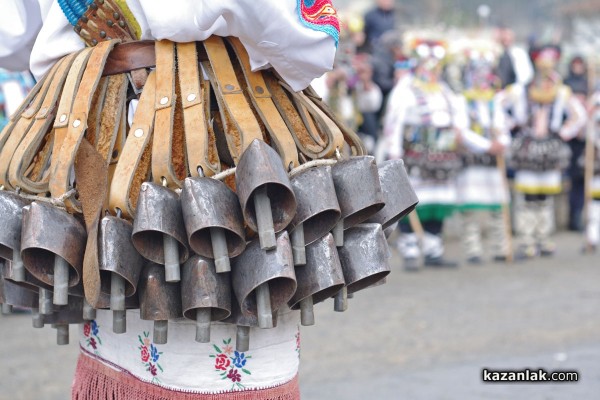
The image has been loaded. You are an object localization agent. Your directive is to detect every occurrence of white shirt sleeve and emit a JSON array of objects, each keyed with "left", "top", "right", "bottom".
[
  {"left": 15, "top": 0, "right": 336, "bottom": 91},
  {"left": 559, "top": 91, "right": 588, "bottom": 141},
  {"left": 0, "top": 0, "right": 44, "bottom": 71},
  {"left": 381, "top": 79, "right": 411, "bottom": 159},
  {"left": 510, "top": 47, "right": 534, "bottom": 86}
]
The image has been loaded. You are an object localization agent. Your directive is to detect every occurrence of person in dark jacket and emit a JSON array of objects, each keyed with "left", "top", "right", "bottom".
[
  {"left": 362, "top": 0, "right": 395, "bottom": 54},
  {"left": 564, "top": 56, "right": 589, "bottom": 231}
]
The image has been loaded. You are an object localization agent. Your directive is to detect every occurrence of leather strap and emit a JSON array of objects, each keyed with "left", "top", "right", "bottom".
[
  {"left": 95, "top": 74, "right": 128, "bottom": 162},
  {"left": 203, "top": 36, "right": 263, "bottom": 164},
  {"left": 177, "top": 42, "right": 220, "bottom": 177},
  {"left": 151, "top": 40, "right": 187, "bottom": 188},
  {"left": 7, "top": 52, "right": 78, "bottom": 193},
  {"left": 303, "top": 85, "right": 366, "bottom": 156},
  {"left": 227, "top": 38, "right": 299, "bottom": 169},
  {"left": 85, "top": 76, "right": 109, "bottom": 147},
  {"left": 278, "top": 80, "right": 345, "bottom": 159},
  {"left": 109, "top": 71, "right": 156, "bottom": 219},
  {"left": 52, "top": 48, "right": 94, "bottom": 171},
  {"left": 76, "top": 139, "right": 108, "bottom": 307},
  {"left": 264, "top": 71, "right": 326, "bottom": 159},
  {"left": 0, "top": 59, "right": 63, "bottom": 189},
  {"left": 49, "top": 39, "right": 119, "bottom": 211}
]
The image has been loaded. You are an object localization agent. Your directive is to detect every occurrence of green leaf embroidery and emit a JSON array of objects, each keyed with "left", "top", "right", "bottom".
[
  {"left": 138, "top": 336, "right": 144, "bottom": 345},
  {"left": 97, "top": 337, "right": 102, "bottom": 346},
  {"left": 157, "top": 363, "right": 164, "bottom": 372},
  {"left": 242, "top": 368, "right": 251, "bottom": 375},
  {"left": 213, "top": 344, "right": 222, "bottom": 353},
  {"left": 226, "top": 338, "right": 231, "bottom": 344},
  {"left": 209, "top": 355, "right": 216, "bottom": 358}
]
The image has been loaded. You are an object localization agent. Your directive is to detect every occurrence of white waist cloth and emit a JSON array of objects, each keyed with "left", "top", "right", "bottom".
[
  {"left": 514, "top": 170, "right": 562, "bottom": 195},
  {"left": 457, "top": 166, "right": 508, "bottom": 207},
  {"left": 79, "top": 309, "right": 301, "bottom": 394},
  {"left": 409, "top": 175, "right": 458, "bottom": 207}
]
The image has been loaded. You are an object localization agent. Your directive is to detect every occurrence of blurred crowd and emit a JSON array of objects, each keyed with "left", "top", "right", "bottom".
[{"left": 310, "top": 0, "right": 600, "bottom": 268}]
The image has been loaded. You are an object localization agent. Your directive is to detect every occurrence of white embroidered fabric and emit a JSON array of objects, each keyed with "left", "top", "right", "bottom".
[{"left": 79, "top": 308, "right": 301, "bottom": 394}]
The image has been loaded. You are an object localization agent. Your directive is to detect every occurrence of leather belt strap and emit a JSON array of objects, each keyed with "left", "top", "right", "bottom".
[
  {"left": 264, "top": 71, "right": 326, "bottom": 159},
  {"left": 303, "top": 86, "right": 366, "bottom": 156},
  {"left": 49, "top": 39, "right": 119, "bottom": 211},
  {"left": 7, "top": 52, "right": 77, "bottom": 193},
  {"left": 84, "top": 76, "right": 109, "bottom": 147},
  {"left": 278, "top": 79, "right": 345, "bottom": 159},
  {"left": 177, "top": 42, "right": 220, "bottom": 177},
  {"left": 109, "top": 71, "right": 157, "bottom": 219},
  {"left": 203, "top": 36, "right": 263, "bottom": 165},
  {"left": 0, "top": 60, "right": 62, "bottom": 189},
  {"left": 151, "top": 40, "right": 187, "bottom": 188},
  {"left": 227, "top": 38, "right": 299, "bottom": 169},
  {"left": 52, "top": 48, "right": 94, "bottom": 172}
]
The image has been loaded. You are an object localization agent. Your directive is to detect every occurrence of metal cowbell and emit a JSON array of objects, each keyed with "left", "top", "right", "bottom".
[
  {"left": 0, "top": 191, "right": 30, "bottom": 282},
  {"left": 288, "top": 233, "right": 345, "bottom": 326},
  {"left": 181, "top": 177, "right": 246, "bottom": 274},
  {"left": 43, "top": 295, "right": 85, "bottom": 345},
  {"left": 138, "top": 262, "right": 182, "bottom": 345},
  {"left": 99, "top": 216, "right": 144, "bottom": 333},
  {"left": 330, "top": 156, "right": 385, "bottom": 246},
  {"left": 181, "top": 255, "right": 232, "bottom": 343},
  {"left": 366, "top": 160, "right": 419, "bottom": 229},
  {"left": 337, "top": 223, "right": 390, "bottom": 295},
  {"left": 20, "top": 201, "right": 86, "bottom": 307},
  {"left": 235, "top": 139, "right": 297, "bottom": 250},
  {"left": 223, "top": 291, "right": 279, "bottom": 353},
  {"left": 231, "top": 231, "right": 296, "bottom": 329},
  {"left": 132, "top": 182, "right": 190, "bottom": 283},
  {"left": 288, "top": 165, "right": 341, "bottom": 266}
]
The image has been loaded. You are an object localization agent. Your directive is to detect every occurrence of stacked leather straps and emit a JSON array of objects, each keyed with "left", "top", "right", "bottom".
[{"left": 0, "top": 36, "right": 416, "bottom": 348}]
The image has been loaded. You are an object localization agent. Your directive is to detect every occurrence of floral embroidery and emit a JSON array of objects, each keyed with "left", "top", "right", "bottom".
[
  {"left": 83, "top": 320, "right": 102, "bottom": 354},
  {"left": 209, "top": 338, "right": 252, "bottom": 390},
  {"left": 297, "top": 0, "right": 340, "bottom": 44},
  {"left": 138, "top": 331, "right": 164, "bottom": 383}
]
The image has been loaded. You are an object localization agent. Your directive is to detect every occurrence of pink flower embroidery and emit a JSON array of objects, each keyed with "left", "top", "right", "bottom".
[
  {"left": 222, "top": 344, "right": 233, "bottom": 355},
  {"left": 83, "top": 323, "right": 91, "bottom": 337}
]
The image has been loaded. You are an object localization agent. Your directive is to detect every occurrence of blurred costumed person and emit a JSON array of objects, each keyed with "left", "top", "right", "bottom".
[
  {"left": 361, "top": 0, "right": 396, "bottom": 54},
  {"left": 457, "top": 46, "right": 511, "bottom": 264},
  {"left": 498, "top": 46, "right": 587, "bottom": 259},
  {"left": 382, "top": 36, "right": 484, "bottom": 269},
  {"left": 0, "top": 1, "right": 379, "bottom": 399},
  {"left": 585, "top": 90, "right": 600, "bottom": 251},
  {"left": 563, "top": 56, "right": 589, "bottom": 231},
  {"left": 495, "top": 26, "right": 533, "bottom": 89}
]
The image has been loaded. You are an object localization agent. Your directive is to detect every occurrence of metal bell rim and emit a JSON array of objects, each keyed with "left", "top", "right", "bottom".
[
  {"left": 289, "top": 208, "right": 341, "bottom": 246},
  {"left": 289, "top": 282, "right": 344, "bottom": 310},
  {"left": 380, "top": 204, "right": 418, "bottom": 230},
  {"left": 132, "top": 229, "right": 190, "bottom": 265},
  {"left": 99, "top": 270, "right": 137, "bottom": 298},
  {"left": 239, "top": 276, "right": 297, "bottom": 318},
  {"left": 343, "top": 202, "right": 385, "bottom": 230},
  {"left": 183, "top": 306, "right": 231, "bottom": 322},
  {"left": 21, "top": 248, "right": 81, "bottom": 288},
  {"left": 188, "top": 226, "right": 247, "bottom": 259},
  {"left": 346, "top": 271, "right": 390, "bottom": 295},
  {"left": 241, "top": 183, "right": 297, "bottom": 233}
]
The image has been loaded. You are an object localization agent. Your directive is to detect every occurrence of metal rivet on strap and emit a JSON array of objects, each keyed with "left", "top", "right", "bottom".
[
  {"left": 113, "top": 12, "right": 120, "bottom": 20},
  {"left": 99, "top": 31, "right": 106, "bottom": 38},
  {"left": 225, "top": 84, "right": 235, "bottom": 91},
  {"left": 73, "top": 119, "right": 81, "bottom": 128},
  {"left": 160, "top": 97, "right": 169, "bottom": 105},
  {"left": 59, "top": 114, "right": 67, "bottom": 123},
  {"left": 134, "top": 128, "right": 144, "bottom": 138},
  {"left": 187, "top": 93, "right": 197, "bottom": 102},
  {"left": 107, "top": 20, "right": 113, "bottom": 27},
  {"left": 255, "top": 86, "right": 264, "bottom": 94}
]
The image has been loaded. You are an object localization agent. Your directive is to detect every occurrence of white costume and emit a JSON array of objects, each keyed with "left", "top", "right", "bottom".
[{"left": 457, "top": 91, "right": 511, "bottom": 260}]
